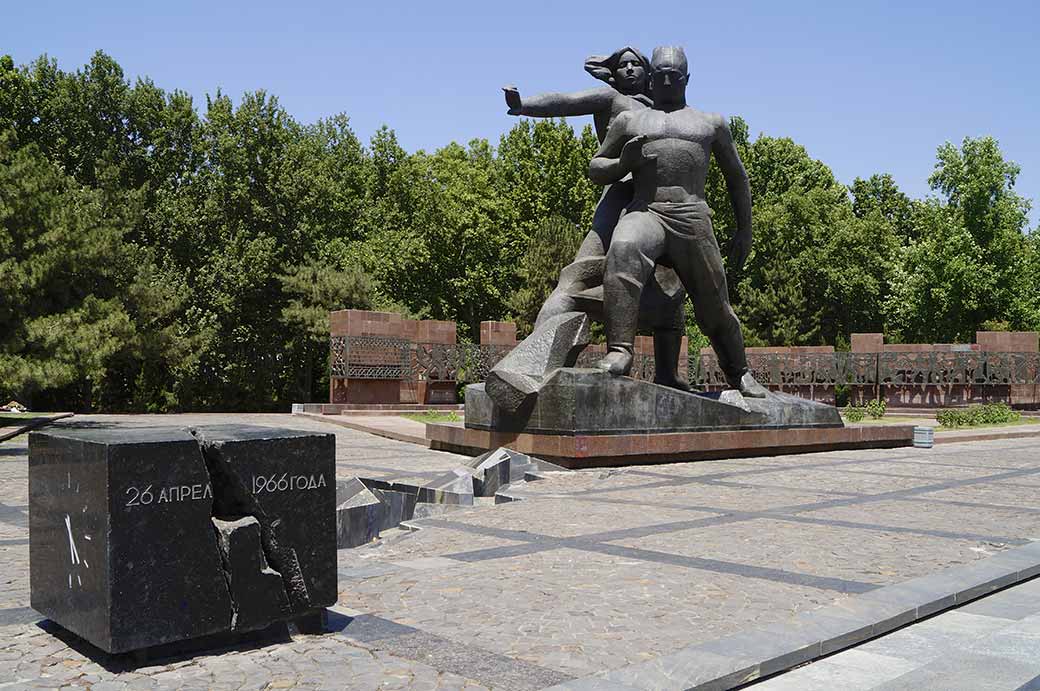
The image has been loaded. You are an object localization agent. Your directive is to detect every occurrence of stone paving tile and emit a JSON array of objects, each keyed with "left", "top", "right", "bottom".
[
  {"left": 822, "top": 459, "right": 1003, "bottom": 480},
  {"left": 752, "top": 649, "right": 919, "bottom": 690},
  {"left": 0, "top": 545, "right": 30, "bottom": 610},
  {"left": 521, "top": 467, "right": 685, "bottom": 497},
  {"left": 336, "top": 526, "right": 525, "bottom": 571},
  {"left": 578, "top": 481, "right": 852, "bottom": 513},
  {"left": 959, "top": 578, "right": 1040, "bottom": 620},
  {"left": 923, "top": 438, "right": 1040, "bottom": 461},
  {"left": 340, "top": 545, "right": 835, "bottom": 678},
  {"left": 607, "top": 518, "right": 1000, "bottom": 588},
  {"left": 996, "top": 479, "right": 1040, "bottom": 492},
  {"left": 868, "top": 650, "right": 1040, "bottom": 691},
  {"left": 751, "top": 578, "right": 1040, "bottom": 690},
  {"left": 854, "top": 610, "right": 1016, "bottom": 664},
  {"left": 427, "top": 495, "right": 722, "bottom": 539},
  {"left": 964, "top": 611, "right": 1040, "bottom": 666},
  {"left": 920, "top": 482, "right": 1040, "bottom": 512},
  {"left": 726, "top": 466, "right": 965, "bottom": 495},
  {"left": 804, "top": 499, "right": 1040, "bottom": 547}
]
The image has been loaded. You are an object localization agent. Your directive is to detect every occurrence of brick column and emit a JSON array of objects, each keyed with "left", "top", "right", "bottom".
[
  {"left": 480, "top": 321, "right": 517, "bottom": 346},
  {"left": 850, "top": 333, "right": 883, "bottom": 353},
  {"left": 978, "top": 331, "right": 1040, "bottom": 408},
  {"left": 414, "top": 320, "right": 459, "bottom": 404},
  {"left": 329, "top": 309, "right": 405, "bottom": 405}
]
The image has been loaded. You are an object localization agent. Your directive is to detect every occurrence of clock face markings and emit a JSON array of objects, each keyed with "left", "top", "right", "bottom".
[
  {"left": 64, "top": 513, "right": 85, "bottom": 589},
  {"left": 55, "top": 461, "right": 92, "bottom": 591},
  {"left": 64, "top": 514, "right": 81, "bottom": 565}
]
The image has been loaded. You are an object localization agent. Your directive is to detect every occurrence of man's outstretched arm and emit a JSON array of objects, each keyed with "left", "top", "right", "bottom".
[
  {"left": 713, "top": 116, "right": 753, "bottom": 270},
  {"left": 503, "top": 86, "right": 615, "bottom": 117}
]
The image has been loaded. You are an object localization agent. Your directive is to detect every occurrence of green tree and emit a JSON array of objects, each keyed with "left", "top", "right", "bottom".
[
  {"left": 496, "top": 119, "right": 600, "bottom": 259},
  {"left": 363, "top": 139, "right": 514, "bottom": 337},
  {"left": 507, "top": 215, "right": 584, "bottom": 336},
  {"left": 884, "top": 203, "right": 989, "bottom": 342},
  {"left": 279, "top": 262, "right": 376, "bottom": 402},
  {"left": 738, "top": 185, "right": 896, "bottom": 346},
  {"left": 885, "top": 137, "right": 1034, "bottom": 342},
  {"left": 0, "top": 134, "right": 135, "bottom": 409},
  {"left": 850, "top": 173, "right": 917, "bottom": 241}
]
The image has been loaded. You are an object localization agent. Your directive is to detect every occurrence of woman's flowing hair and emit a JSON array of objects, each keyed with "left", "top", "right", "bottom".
[{"left": 584, "top": 46, "right": 651, "bottom": 95}]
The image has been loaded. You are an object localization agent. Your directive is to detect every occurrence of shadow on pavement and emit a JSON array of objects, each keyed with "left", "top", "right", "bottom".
[{"left": 35, "top": 619, "right": 294, "bottom": 673}]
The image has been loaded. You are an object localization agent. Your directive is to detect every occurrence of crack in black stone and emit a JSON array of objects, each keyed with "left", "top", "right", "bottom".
[
  {"left": 189, "top": 428, "right": 306, "bottom": 622},
  {"left": 210, "top": 518, "right": 242, "bottom": 629}
]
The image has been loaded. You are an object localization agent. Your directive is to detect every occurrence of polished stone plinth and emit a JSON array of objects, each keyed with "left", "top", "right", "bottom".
[
  {"left": 28, "top": 425, "right": 336, "bottom": 654},
  {"left": 427, "top": 422, "right": 915, "bottom": 469}
]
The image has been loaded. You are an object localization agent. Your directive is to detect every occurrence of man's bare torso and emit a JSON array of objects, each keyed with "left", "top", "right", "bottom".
[
  {"left": 619, "top": 107, "right": 721, "bottom": 205},
  {"left": 591, "top": 90, "right": 650, "bottom": 143}
]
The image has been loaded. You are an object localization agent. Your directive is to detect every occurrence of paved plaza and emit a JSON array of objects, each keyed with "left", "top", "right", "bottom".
[
  {"left": 2, "top": 414, "right": 1040, "bottom": 689},
  {"left": 753, "top": 578, "right": 1040, "bottom": 690}
]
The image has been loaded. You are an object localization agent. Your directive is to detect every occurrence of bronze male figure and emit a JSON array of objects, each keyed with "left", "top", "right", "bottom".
[{"left": 590, "top": 46, "right": 767, "bottom": 397}]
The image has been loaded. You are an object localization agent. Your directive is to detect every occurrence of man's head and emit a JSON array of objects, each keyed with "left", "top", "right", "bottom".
[
  {"left": 650, "top": 46, "right": 688, "bottom": 109},
  {"left": 584, "top": 46, "right": 651, "bottom": 96}
]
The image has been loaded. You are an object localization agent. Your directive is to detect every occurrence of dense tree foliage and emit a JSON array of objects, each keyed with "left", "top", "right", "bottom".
[
  {"left": 507, "top": 215, "right": 585, "bottom": 336},
  {"left": 1, "top": 52, "right": 1037, "bottom": 410}
]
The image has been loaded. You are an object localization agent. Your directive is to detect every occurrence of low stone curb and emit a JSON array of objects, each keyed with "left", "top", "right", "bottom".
[
  {"left": 0, "top": 413, "right": 74, "bottom": 443},
  {"left": 293, "top": 402, "right": 464, "bottom": 415},
  {"left": 934, "top": 426, "right": 1040, "bottom": 444},
  {"left": 294, "top": 411, "right": 428, "bottom": 446},
  {"left": 546, "top": 541, "right": 1040, "bottom": 691}
]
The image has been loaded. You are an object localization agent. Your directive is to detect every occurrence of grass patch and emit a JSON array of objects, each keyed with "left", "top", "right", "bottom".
[
  {"left": 0, "top": 412, "right": 44, "bottom": 421},
  {"left": 844, "top": 415, "right": 1034, "bottom": 432},
  {"left": 933, "top": 417, "right": 1034, "bottom": 432},
  {"left": 0, "top": 413, "right": 59, "bottom": 427},
  {"left": 937, "top": 403, "right": 1021, "bottom": 428},
  {"left": 402, "top": 411, "right": 461, "bottom": 424},
  {"left": 844, "top": 416, "right": 934, "bottom": 426}
]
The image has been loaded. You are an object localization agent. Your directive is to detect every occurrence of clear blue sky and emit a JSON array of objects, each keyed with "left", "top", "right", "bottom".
[{"left": 5, "top": 0, "right": 1038, "bottom": 227}]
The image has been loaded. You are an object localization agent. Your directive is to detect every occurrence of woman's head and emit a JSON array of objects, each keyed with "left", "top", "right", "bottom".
[{"left": 584, "top": 46, "right": 650, "bottom": 96}]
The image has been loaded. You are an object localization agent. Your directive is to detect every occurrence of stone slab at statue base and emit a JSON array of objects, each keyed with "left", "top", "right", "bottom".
[
  {"left": 434, "top": 367, "right": 913, "bottom": 467},
  {"left": 466, "top": 368, "right": 843, "bottom": 435},
  {"left": 427, "top": 421, "right": 915, "bottom": 469}
]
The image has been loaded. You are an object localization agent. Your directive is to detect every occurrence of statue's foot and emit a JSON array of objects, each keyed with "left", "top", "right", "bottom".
[
  {"left": 737, "top": 372, "right": 769, "bottom": 398},
  {"left": 594, "top": 348, "right": 633, "bottom": 376},
  {"left": 655, "top": 376, "right": 693, "bottom": 393}
]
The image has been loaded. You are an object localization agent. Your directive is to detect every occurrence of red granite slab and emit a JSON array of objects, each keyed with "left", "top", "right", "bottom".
[{"left": 425, "top": 423, "right": 914, "bottom": 469}]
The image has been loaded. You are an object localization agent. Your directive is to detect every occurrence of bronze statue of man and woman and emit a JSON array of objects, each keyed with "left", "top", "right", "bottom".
[{"left": 503, "top": 45, "right": 767, "bottom": 398}]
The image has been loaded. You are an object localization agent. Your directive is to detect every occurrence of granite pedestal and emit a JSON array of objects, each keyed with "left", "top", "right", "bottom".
[
  {"left": 467, "top": 368, "right": 842, "bottom": 434},
  {"left": 435, "top": 368, "right": 913, "bottom": 467},
  {"left": 28, "top": 425, "right": 336, "bottom": 654}
]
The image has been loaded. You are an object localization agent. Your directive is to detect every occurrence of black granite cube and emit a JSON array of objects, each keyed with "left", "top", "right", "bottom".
[
  {"left": 29, "top": 424, "right": 337, "bottom": 654},
  {"left": 29, "top": 428, "right": 234, "bottom": 653}
]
